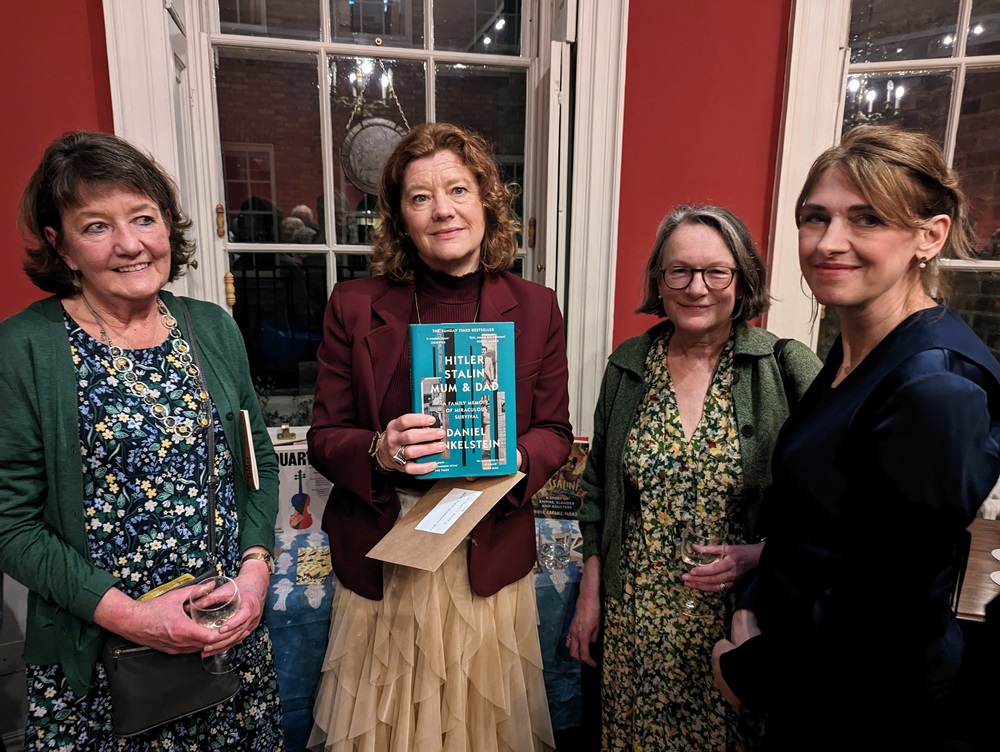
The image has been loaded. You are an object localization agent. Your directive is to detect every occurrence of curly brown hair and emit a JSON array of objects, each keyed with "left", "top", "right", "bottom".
[
  {"left": 18, "top": 130, "right": 195, "bottom": 297},
  {"left": 369, "top": 122, "right": 520, "bottom": 282}
]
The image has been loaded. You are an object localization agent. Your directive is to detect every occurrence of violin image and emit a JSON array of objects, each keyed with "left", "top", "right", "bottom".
[{"left": 289, "top": 470, "right": 312, "bottom": 530}]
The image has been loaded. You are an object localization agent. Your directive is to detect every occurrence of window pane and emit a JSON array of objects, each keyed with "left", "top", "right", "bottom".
[
  {"left": 216, "top": 49, "right": 323, "bottom": 245},
  {"left": 954, "top": 68, "right": 1000, "bottom": 259},
  {"left": 335, "top": 251, "right": 374, "bottom": 282},
  {"left": 330, "top": 0, "right": 423, "bottom": 48},
  {"left": 329, "top": 56, "right": 426, "bottom": 244},
  {"left": 219, "top": 0, "right": 321, "bottom": 41},
  {"left": 947, "top": 269, "right": 1000, "bottom": 359},
  {"left": 849, "top": 0, "right": 959, "bottom": 62},
  {"left": 968, "top": 0, "right": 1000, "bottom": 56},
  {"left": 228, "top": 251, "right": 328, "bottom": 424},
  {"left": 434, "top": 0, "right": 521, "bottom": 55},
  {"left": 436, "top": 64, "right": 526, "bottom": 224},
  {"left": 842, "top": 70, "right": 953, "bottom": 144}
]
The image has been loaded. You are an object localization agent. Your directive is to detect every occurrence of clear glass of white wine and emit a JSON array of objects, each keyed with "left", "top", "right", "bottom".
[
  {"left": 679, "top": 518, "right": 726, "bottom": 615},
  {"left": 186, "top": 575, "right": 242, "bottom": 674}
]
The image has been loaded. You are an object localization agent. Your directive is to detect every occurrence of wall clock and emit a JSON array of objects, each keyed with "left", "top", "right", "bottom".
[{"left": 340, "top": 117, "right": 408, "bottom": 195}]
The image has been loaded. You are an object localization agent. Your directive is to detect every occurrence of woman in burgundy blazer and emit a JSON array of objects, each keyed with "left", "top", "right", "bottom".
[{"left": 307, "top": 122, "right": 572, "bottom": 752}]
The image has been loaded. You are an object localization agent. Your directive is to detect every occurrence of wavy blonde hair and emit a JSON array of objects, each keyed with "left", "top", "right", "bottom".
[{"left": 796, "top": 124, "right": 973, "bottom": 300}]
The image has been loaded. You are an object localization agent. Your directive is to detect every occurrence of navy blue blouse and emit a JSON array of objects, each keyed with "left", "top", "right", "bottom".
[{"left": 722, "top": 306, "right": 1000, "bottom": 745}]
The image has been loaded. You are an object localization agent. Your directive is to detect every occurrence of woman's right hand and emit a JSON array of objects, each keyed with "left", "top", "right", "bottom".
[
  {"left": 567, "top": 555, "right": 603, "bottom": 667},
  {"left": 378, "top": 413, "right": 448, "bottom": 475},
  {"left": 93, "top": 584, "right": 215, "bottom": 654}
]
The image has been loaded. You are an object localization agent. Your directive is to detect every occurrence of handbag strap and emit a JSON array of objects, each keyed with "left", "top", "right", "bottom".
[{"left": 175, "top": 297, "right": 219, "bottom": 567}]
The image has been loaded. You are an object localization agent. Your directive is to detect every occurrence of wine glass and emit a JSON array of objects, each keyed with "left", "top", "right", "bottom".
[
  {"left": 679, "top": 518, "right": 725, "bottom": 614},
  {"left": 186, "top": 575, "right": 242, "bottom": 674}
]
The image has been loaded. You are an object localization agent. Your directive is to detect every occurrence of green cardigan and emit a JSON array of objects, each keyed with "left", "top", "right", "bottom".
[
  {"left": 0, "top": 292, "right": 278, "bottom": 696},
  {"left": 579, "top": 321, "right": 822, "bottom": 600}
]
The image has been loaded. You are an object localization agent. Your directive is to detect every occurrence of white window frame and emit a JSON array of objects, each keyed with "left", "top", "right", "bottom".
[
  {"left": 102, "top": 0, "right": 628, "bottom": 437},
  {"left": 763, "top": 0, "right": 851, "bottom": 348}
]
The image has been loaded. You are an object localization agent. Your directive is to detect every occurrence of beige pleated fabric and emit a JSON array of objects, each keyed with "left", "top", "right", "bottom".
[{"left": 308, "top": 510, "right": 555, "bottom": 752}]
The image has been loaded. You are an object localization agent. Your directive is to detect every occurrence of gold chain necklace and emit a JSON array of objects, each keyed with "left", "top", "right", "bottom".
[
  {"left": 414, "top": 292, "right": 480, "bottom": 324},
  {"left": 81, "top": 295, "right": 209, "bottom": 436}
]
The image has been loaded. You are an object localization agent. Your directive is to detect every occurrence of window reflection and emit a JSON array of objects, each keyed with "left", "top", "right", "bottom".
[
  {"left": 434, "top": 0, "right": 522, "bottom": 55},
  {"left": 954, "top": 68, "right": 1000, "bottom": 259},
  {"left": 946, "top": 269, "right": 1000, "bottom": 360},
  {"left": 849, "top": 0, "right": 959, "bottom": 63},
  {"left": 330, "top": 0, "right": 422, "bottom": 48},
  {"left": 217, "top": 49, "right": 323, "bottom": 246},
  {"left": 967, "top": 1, "right": 1000, "bottom": 56},
  {"left": 219, "top": 0, "right": 322, "bottom": 41},
  {"left": 841, "top": 71, "right": 952, "bottom": 141},
  {"left": 228, "top": 251, "right": 328, "bottom": 424}
]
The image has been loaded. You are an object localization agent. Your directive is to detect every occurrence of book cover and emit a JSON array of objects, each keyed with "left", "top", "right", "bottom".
[
  {"left": 531, "top": 438, "right": 589, "bottom": 519},
  {"left": 409, "top": 322, "right": 517, "bottom": 479},
  {"left": 239, "top": 409, "right": 260, "bottom": 491},
  {"left": 272, "top": 437, "right": 332, "bottom": 535}
]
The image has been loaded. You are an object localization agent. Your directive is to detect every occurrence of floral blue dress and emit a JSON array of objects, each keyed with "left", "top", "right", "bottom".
[
  {"left": 601, "top": 332, "right": 763, "bottom": 751},
  {"left": 23, "top": 316, "right": 282, "bottom": 751}
]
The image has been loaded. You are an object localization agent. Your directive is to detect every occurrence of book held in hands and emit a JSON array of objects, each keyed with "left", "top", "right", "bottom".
[{"left": 409, "top": 322, "right": 517, "bottom": 479}]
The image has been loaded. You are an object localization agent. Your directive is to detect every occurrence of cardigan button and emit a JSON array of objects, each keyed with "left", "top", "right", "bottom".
[
  {"left": 732, "top": 372, "right": 741, "bottom": 384},
  {"left": 225, "top": 412, "right": 234, "bottom": 421},
  {"left": 741, "top": 425, "right": 755, "bottom": 438}
]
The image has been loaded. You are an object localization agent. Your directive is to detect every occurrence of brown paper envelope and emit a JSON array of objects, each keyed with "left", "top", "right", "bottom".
[{"left": 366, "top": 472, "right": 525, "bottom": 571}]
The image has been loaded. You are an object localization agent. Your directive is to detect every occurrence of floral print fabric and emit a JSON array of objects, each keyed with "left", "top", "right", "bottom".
[
  {"left": 23, "top": 316, "right": 283, "bottom": 751},
  {"left": 602, "top": 332, "right": 762, "bottom": 751}
]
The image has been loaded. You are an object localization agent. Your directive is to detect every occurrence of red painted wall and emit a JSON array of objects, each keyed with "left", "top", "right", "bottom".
[
  {"left": 0, "top": 1, "right": 113, "bottom": 321},
  {"left": 0, "top": 2, "right": 792, "bottom": 341},
  {"left": 613, "top": 1, "right": 792, "bottom": 346}
]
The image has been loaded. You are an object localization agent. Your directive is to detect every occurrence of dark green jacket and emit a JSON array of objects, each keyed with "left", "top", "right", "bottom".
[
  {"left": 0, "top": 292, "right": 278, "bottom": 696},
  {"left": 579, "top": 321, "right": 822, "bottom": 600}
]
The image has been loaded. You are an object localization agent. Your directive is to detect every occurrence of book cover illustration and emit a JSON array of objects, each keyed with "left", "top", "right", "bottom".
[
  {"left": 409, "top": 322, "right": 517, "bottom": 479},
  {"left": 273, "top": 440, "right": 332, "bottom": 535},
  {"left": 531, "top": 438, "right": 589, "bottom": 519}
]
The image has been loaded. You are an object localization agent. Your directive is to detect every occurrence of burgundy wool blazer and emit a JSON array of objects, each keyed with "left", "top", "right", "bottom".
[{"left": 308, "top": 271, "right": 574, "bottom": 599}]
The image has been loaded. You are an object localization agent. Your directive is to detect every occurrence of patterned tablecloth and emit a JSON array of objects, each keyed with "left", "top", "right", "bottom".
[{"left": 267, "top": 519, "right": 584, "bottom": 751}]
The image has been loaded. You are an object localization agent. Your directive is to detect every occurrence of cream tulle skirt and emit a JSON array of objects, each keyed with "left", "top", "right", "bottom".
[{"left": 307, "top": 513, "right": 554, "bottom": 752}]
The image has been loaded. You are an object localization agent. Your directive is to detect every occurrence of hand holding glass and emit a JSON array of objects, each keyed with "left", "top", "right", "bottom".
[
  {"left": 679, "top": 520, "right": 725, "bottom": 614},
  {"left": 186, "top": 575, "right": 241, "bottom": 674}
]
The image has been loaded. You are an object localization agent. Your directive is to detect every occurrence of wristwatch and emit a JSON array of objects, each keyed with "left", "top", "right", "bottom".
[{"left": 240, "top": 551, "right": 275, "bottom": 576}]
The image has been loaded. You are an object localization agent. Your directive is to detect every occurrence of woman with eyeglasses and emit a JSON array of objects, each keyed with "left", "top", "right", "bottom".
[{"left": 566, "top": 204, "right": 821, "bottom": 750}]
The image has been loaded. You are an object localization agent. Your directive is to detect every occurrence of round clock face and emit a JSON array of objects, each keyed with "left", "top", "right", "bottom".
[{"left": 341, "top": 117, "right": 409, "bottom": 195}]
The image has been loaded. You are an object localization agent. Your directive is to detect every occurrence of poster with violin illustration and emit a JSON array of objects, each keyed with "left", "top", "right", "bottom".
[{"left": 274, "top": 441, "right": 331, "bottom": 535}]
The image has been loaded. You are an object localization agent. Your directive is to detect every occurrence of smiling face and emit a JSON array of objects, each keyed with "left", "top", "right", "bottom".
[
  {"left": 797, "top": 166, "right": 946, "bottom": 314},
  {"left": 657, "top": 222, "right": 739, "bottom": 338},
  {"left": 47, "top": 185, "right": 172, "bottom": 310},
  {"left": 400, "top": 150, "right": 486, "bottom": 276}
]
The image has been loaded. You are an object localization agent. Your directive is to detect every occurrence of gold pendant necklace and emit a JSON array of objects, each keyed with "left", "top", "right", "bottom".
[{"left": 81, "top": 295, "right": 209, "bottom": 436}]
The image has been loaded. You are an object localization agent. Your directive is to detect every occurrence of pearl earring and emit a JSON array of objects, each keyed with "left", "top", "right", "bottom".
[{"left": 918, "top": 258, "right": 927, "bottom": 269}]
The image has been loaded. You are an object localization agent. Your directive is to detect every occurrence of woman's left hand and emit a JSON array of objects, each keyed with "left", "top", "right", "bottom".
[{"left": 682, "top": 541, "right": 764, "bottom": 593}]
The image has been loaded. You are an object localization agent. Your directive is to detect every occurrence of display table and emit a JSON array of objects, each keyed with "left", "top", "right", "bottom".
[{"left": 267, "top": 519, "right": 584, "bottom": 751}]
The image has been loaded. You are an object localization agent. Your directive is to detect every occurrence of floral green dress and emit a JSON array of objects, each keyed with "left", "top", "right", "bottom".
[
  {"left": 22, "top": 316, "right": 283, "bottom": 751},
  {"left": 602, "top": 332, "right": 763, "bottom": 751}
]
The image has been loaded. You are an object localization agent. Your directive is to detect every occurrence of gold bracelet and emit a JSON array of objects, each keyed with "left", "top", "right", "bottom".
[{"left": 368, "top": 431, "right": 394, "bottom": 474}]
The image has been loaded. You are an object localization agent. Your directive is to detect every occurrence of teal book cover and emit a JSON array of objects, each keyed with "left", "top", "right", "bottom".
[{"left": 409, "top": 321, "right": 517, "bottom": 478}]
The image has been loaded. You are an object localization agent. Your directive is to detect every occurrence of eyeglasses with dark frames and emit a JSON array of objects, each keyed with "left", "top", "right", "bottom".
[{"left": 659, "top": 266, "right": 737, "bottom": 290}]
